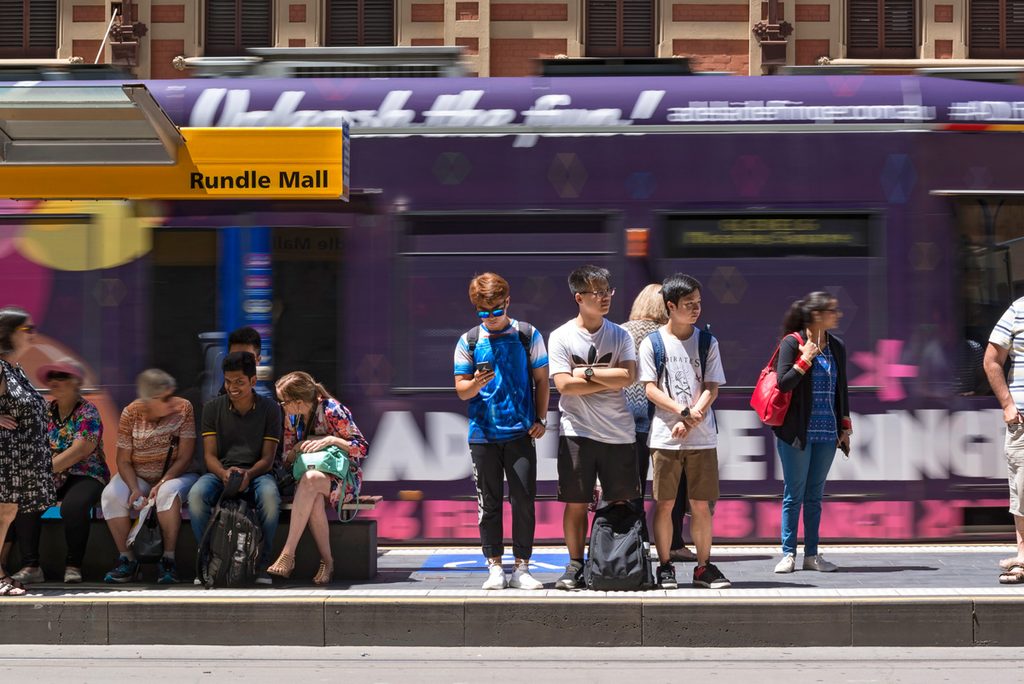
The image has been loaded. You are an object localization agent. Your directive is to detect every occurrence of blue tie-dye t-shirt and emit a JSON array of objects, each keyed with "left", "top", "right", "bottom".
[{"left": 454, "top": 319, "right": 548, "bottom": 443}]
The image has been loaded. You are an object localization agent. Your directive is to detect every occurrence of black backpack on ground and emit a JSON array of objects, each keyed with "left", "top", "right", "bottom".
[
  {"left": 584, "top": 502, "right": 656, "bottom": 591},
  {"left": 195, "top": 472, "right": 262, "bottom": 588}
]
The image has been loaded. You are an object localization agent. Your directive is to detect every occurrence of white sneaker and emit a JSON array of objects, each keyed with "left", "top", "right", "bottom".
[
  {"left": 481, "top": 563, "right": 507, "bottom": 590},
  {"left": 803, "top": 554, "right": 838, "bottom": 572},
  {"left": 509, "top": 563, "right": 543, "bottom": 590},
  {"left": 774, "top": 554, "right": 796, "bottom": 573},
  {"left": 63, "top": 567, "right": 83, "bottom": 584}
]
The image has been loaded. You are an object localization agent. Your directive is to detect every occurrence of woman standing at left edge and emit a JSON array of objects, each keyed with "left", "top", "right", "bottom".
[{"left": 0, "top": 307, "right": 56, "bottom": 595}]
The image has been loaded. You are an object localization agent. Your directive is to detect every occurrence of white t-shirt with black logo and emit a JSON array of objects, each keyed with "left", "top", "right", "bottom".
[
  {"left": 638, "top": 326, "right": 726, "bottom": 450},
  {"left": 548, "top": 319, "right": 636, "bottom": 444}
]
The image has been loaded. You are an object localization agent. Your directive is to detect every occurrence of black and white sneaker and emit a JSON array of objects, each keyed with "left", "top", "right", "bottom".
[
  {"left": 657, "top": 562, "right": 678, "bottom": 589},
  {"left": 555, "top": 561, "right": 585, "bottom": 590},
  {"left": 693, "top": 562, "right": 732, "bottom": 589}
]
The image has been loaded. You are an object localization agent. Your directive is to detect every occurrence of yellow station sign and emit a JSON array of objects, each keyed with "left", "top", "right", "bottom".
[{"left": 0, "top": 127, "right": 349, "bottom": 200}]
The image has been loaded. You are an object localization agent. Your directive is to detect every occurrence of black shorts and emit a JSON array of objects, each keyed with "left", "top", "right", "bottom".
[{"left": 557, "top": 436, "right": 640, "bottom": 503}]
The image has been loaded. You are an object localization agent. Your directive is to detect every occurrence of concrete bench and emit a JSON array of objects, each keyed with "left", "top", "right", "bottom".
[{"left": 7, "top": 496, "right": 381, "bottom": 583}]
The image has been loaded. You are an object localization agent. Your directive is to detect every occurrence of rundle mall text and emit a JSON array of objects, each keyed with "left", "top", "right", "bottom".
[{"left": 189, "top": 169, "right": 331, "bottom": 190}]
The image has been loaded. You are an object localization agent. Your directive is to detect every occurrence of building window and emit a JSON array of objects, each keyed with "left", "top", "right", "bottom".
[
  {"left": 585, "top": 0, "right": 655, "bottom": 57},
  {"left": 847, "top": 0, "right": 916, "bottom": 58},
  {"left": 0, "top": 0, "right": 56, "bottom": 58},
  {"left": 326, "top": 0, "right": 394, "bottom": 46},
  {"left": 205, "top": 0, "right": 272, "bottom": 56},
  {"left": 970, "top": 0, "right": 1024, "bottom": 58}
]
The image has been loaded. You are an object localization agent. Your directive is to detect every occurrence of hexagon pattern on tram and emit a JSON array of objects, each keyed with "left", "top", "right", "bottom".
[
  {"left": 433, "top": 152, "right": 472, "bottom": 185},
  {"left": 356, "top": 353, "right": 393, "bottom": 397},
  {"left": 910, "top": 242, "right": 940, "bottom": 271},
  {"left": 824, "top": 284, "right": 857, "bottom": 335},
  {"left": 964, "top": 166, "right": 992, "bottom": 189},
  {"left": 730, "top": 155, "right": 769, "bottom": 199},
  {"left": 548, "top": 153, "right": 588, "bottom": 198},
  {"left": 92, "top": 278, "right": 127, "bottom": 307},
  {"left": 879, "top": 153, "right": 917, "bottom": 204},
  {"left": 708, "top": 266, "right": 747, "bottom": 305},
  {"left": 627, "top": 171, "right": 656, "bottom": 200}
]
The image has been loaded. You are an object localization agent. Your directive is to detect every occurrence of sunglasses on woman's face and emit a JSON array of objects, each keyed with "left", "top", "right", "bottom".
[
  {"left": 46, "top": 372, "right": 73, "bottom": 382},
  {"left": 16, "top": 324, "right": 36, "bottom": 333}
]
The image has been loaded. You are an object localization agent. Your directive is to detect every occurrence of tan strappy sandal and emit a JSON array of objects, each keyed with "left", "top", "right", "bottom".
[
  {"left": 267, "top": 552, "right": 295, "bottom": 578},
  {"left": 313, "top": 560, "right": 334, "bottom": 586}
]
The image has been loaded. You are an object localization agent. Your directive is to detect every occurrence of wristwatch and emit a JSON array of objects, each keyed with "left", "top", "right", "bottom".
[
  {"left": 584, "top": 367, "right": 595, "bottom": 382},
  {"left": 680, "top": 407, "right": 691, "bottom": 418},
  {"left": 536, "top": 417, "right": 548, "bottom": 427}
]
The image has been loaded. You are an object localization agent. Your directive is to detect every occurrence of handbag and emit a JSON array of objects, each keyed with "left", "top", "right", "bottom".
[
  {"left": 129, "top": 502, "right": 164, "bottom": 563},
  {"left": 292, "top": 445, "right": 361, "bottom": 521},
  {"left": 750, "top": 332, "right": 804, "bottom": 427},
  {"left": 128, "top": 436, "right": 177, "bottom": 563}
]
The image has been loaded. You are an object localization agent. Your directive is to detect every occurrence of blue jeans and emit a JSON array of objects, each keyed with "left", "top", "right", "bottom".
[
  {"left": 778, "top": 439, "right": 836, "bottom": 557},
  {"left": 188, "top": 472, "right": 281, "bottom": 565}
]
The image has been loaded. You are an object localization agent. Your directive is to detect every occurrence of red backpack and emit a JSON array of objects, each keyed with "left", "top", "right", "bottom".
[{"left": 750, "top": 332, "right": 804, "bottom": 427}]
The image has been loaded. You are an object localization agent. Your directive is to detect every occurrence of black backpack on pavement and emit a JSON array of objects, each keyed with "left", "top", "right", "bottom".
[
  {"left": 195, "top": 472, "right": 262, "bottom": 588},
  {"left": 584, "top": 502, "right": 656, "bottom": 591}
]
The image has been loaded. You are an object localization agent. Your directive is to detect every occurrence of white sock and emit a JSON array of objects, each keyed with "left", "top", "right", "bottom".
[
  {"left": 162, "top": 551, "right": 175, "bottom": 560},
  {"left": 122, "top": 550, "right": 135, "bottom": 561}
]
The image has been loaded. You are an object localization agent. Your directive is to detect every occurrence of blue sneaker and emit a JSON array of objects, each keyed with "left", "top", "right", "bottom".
[
  {"left": 156, "top": 557, "right": 178, "bottom": 585},
  {"left": 103, "top": 556, "right": 140, "bottom": 584}
]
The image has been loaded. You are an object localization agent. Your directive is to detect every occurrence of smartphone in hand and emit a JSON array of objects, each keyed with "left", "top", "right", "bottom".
[{"left": 475, "top": 361, "right": 493, "bottom": 374}]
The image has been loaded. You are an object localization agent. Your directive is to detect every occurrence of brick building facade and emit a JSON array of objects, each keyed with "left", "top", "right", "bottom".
[{"left": 1, "top": 0, "right": 1019, "bottom": 77}]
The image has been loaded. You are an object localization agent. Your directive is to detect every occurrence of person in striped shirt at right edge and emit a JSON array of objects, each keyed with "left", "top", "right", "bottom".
[{"left": 985, "top": 297, "right": 1024, "bottom": 584}]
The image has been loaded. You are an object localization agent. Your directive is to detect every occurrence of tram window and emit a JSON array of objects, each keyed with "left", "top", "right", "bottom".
[
  {"left": 396, "top": 213, "right": 618, "bottom": 389},
  {"left": 657, "top": 211, "right": 884, "bottom": 390},
  {"left": 956, "top": 200, "right": 1024, "bottom": 395},
  {"left": 663, "top": 212, "right": 874, "bottom": 258},
  {"left": 151, "top": 229, "right": 218, "bottom": 396}
]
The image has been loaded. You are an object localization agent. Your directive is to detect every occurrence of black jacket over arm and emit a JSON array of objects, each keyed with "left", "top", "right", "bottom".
[{"left": 772, "top": 332, "right": 850, "bottom": 449}]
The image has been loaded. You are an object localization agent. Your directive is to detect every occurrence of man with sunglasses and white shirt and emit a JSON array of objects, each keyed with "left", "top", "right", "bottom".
[{"left": 454, "top": 273, "right": 549, "bottom": 590}]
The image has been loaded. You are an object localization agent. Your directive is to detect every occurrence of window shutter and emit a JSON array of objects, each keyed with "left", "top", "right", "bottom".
[
  {"left": 848, "top": 0, "right": 880, "bottom": 53},
  {"left": 361, "top": 0, "right": 394, "bottom": 45},
  {"left": 28, "top": 0, "right": 56, "bottom": 51},
  {"left": 970, "top": 0, "right": 1024, "bottom": 57},
  {"left": 326, "top": 0, "right": 359, "bottom": 46},
  {"left": 206, "top": 0, "right": 271, "bottom": 55},
  {"left": 1006, "top": 0, "right": 1024, "bottom": 51},
  {"left": 970, "top": 0, "right": 1001, "bottom": 53},
  {"left": 883, "top": 0, "right": 915, "bottom": 52},
  {"left": 849, "top": 0, "right": 913, "bottom": 57},
  {"left": 206, "top": 0, "right": 240, "bottom": 54},
  {"left": 240, "top": 0, "right": 272, "bottom": 48},
  {"left": 0, "top": 0, "right": 24, "bottom": 50},
  {"left": 621, "top": 0, "right": 654, "bottom": 56},
  {"left": 586, "top": 0, "right": 620, "bottom": 57}
]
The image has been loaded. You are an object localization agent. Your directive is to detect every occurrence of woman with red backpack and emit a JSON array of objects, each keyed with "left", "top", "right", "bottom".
[{"left": 772, "top": 292, "right": 852, "bottom": 574}]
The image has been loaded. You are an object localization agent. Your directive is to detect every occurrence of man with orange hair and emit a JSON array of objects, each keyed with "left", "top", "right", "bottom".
[{"left": 454, "top": 273, "right": 549, "bottom": 590}]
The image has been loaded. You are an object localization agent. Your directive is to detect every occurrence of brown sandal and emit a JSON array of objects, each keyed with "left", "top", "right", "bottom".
[
  {"left": 267, "top": 552, "right": 296, "bottom": 578},
  {"left": 313, "top": 560, "right": 333, "bottom": 586}
]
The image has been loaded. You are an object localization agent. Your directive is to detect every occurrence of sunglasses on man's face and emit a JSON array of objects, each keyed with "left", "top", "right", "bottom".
[
  {"left": 477, "top": 305, "right": 506, "bottom": 319},
  {"left": 46, "top": 372, "right": 73, "bottom": 382}
]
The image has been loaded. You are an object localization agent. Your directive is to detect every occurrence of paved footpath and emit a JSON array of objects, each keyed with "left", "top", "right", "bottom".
[{"left": 4, "top": 544, "right": 1024, "bottom": 647}]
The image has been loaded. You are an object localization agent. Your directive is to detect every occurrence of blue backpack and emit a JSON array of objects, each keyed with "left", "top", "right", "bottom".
[{"left": 646, "top": 325, "right": 714, "bottom": 428}]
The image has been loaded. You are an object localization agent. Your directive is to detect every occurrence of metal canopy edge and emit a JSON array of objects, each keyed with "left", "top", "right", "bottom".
[{"left": 0, "top": 83, "right": 183, "bottom": 165}]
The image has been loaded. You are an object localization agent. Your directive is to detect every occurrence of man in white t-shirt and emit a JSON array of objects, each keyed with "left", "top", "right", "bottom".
[
  {"left": 639, "top": 274, "right": 731, "bottom": 590},
  {"left": 548, "top": 265, "right": 639, "bottom": 590},
  {"left": 985, "top": 297, "right": 1024, "bottom": 582}
]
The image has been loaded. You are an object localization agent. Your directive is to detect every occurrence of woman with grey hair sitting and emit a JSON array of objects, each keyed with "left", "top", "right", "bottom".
[{"left": 100, "top": 369, "right": 197, "bottom": 584}]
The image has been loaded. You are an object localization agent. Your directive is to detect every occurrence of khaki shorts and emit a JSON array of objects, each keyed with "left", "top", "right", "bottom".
[
  {"left": 651, "top": 448, "right": 720, "bottom": 502},
  {"left": 1006, "top": 424, "right": 1024, "bottom": 517}
]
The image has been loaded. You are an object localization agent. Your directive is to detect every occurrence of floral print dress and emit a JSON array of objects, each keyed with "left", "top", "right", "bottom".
[
  {"left": 0, "top": 359, "right": 55, "bottom": 512},
  {"left": 282, "top": 397, "right": 369, "bottom": 503}
]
